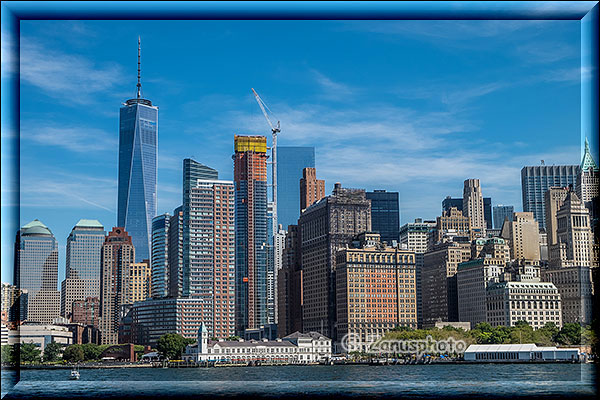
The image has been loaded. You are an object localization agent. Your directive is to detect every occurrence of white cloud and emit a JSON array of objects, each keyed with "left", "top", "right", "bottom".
[{"left": 20, "top": 124, "right": 117, "bottom": 153}]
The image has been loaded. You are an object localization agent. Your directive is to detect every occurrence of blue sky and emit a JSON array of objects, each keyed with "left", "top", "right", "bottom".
[{"left": 5, "top": 19, "right": 584, "bottom": 282}]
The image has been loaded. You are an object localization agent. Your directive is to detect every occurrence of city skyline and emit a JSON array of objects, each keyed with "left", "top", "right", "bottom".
[{"left": 9, "top": 19, "right": 584, "bottom": 282}]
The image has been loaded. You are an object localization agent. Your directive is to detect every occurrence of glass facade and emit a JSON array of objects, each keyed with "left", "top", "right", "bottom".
[
  {"left": 66, "top": 219, "right": 105, "bottom": 281},
  {"left": 151, "top": 213, "right": 170, "bottom": 298},
  {"left": 117, "top": 100, "right": 158, "bottom": 262},
  {"left": 366, "top": 190, "right": 399, "bottom": 244},
  {"left": 493, "top": 205, "right": 514, "bottom": 230},
  {"left": 168, "top": 206, "right": 184, "bottom": 298},
  {"left": 521, "top": 165, "right": 580, "bottom": 230},
  {"left": 276, "top": 147, "right": 315, "bottom": 230}
]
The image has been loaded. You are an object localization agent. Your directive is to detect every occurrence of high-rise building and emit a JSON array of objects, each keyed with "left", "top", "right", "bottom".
[
  {"left": 542, "top": 266, "right": 593, "bottom": 325},
  {"left": 168, "top": 206, "right": 184, "bottom": 298},
  {"left": 399, "top": 218, "right": 437, "bottom": 328},
  {"left": 60, "top": 219, "right": 105, "bottom": 319},
  {"left": 442, "top": 196, "right": 463, "bottom": 213},
  {"left": 299, "top": 183, "right": 371, "bottom": 339},
  {"left": 463, "top": 179, "right": 486, "bottom": 237},
  {"left": 421, "top": 240, "right": 471, "bottom": 326},
  {"left": 435, "top": 207, "right": 471, "bottom": 243},
  {"left": 549, "top": 191, "right": 595, "bottom": 267},
  {"left": 576, "top": 138, "right": 599, "bottom": 250},
  {"left": 277, "top": 147, "right": 315, "bottom": 230},
  {"left": 234, "top": 136, "right": 269, "bottom": 335},
  {"left": 117, "top": 39, "right": 158, "bottom": 262},
  {"left": 443, "top": 196, "right": 491, "bottom": 230},
  {"left": 277, "top": 225, "right": 302, "bottom": 337},
  {"left": 336, "top": 233, "right": 417, "bottom": 348},
  {"left": 100, "top": 227, "right": 135, "bottom": 344},
  {"left": 1, "top": 282, "right": 28, "bottom": 322},
  {"left": 483, "top": 197, "right": 492, "bottom": 230},
  {"left": 71, "top": 297, "right": 100, "bottom": 328},
  {"left": 521, "top": 165, "right": 580, "bottom": 230},
  {"left": 300, "top": 167, "right": 326, "bottom": 212},
  {"left": 493, "top": 205, "right": 514, "bottom": 230},
  {"left": 14, "top": 219, "right": 60, "bottom": 323},
  {"left": 544, "top": 187, "right": 569, "bottom": 246},
  {"left": 183, "top": 159, "right": 219, "bottom": 298},
  {"left": 366, "top": 190, "right": 400, "bottom": 245},
  {"left": 151, "top": 213, "right": 170, "bottom": 298},
  {"left": 185, "top": 179, "right": 236, "bottom": 338},
  {"left": 130, "top": 261, "right": 151, "bottom": 303},
  {"left": 500, "top": 212, "right": 541, "bottom": 262}
]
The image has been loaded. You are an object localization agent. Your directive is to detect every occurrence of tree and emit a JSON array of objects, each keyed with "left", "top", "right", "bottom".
[
  {"left": 555, "top": 323, "right": 582, "bottom": 345},
  {"left": 43, "top": 341, "right": 62, "bottom": 363},
  {"left": 2, "top": 344, "right": 18, "bottom": 365},
  {"left": 156, "top": 333, "right": 189, "bottom": 360},
  {"left": 226, "top": 336, "right": 240, "bottom": 341},
  {"left": 81, "top": 343, "right": 102, "bottom": 361},
  {"left": 62, "top": 344, "right": 84, "bottom": 363},
  {"left": 20, "top": 343, "right": 42, "bottom": 364}
]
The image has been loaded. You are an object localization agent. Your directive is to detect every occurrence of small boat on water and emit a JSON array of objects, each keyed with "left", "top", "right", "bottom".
[{"left": 69, "top": 366, "right": 80, "bottom": 380}]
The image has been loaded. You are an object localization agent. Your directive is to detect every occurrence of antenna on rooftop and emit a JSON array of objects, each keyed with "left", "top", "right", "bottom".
[{"left": 137, "top": 36, "right": 142, "bottom": 99}]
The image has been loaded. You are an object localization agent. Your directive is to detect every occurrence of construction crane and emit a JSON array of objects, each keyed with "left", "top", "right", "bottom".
[{"left": 252, "top": 88, "right": 280, "bottom": 235}]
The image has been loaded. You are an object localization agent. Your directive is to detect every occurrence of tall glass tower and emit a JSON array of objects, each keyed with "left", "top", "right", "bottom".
[
  {"left": 276, "top": 146, "right": 315, "bottom": 230},
  {"left": 117, "top": 38, "right": 158, "bottom": 262}
]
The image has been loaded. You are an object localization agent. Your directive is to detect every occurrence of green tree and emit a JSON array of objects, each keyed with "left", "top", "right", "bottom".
[
  {"left": 555, "top": 323, "right": 582, "bottom": 345},
  {"left": 62, "top": 344, "right": 84, "bottom": 363},
  {"left": 2, "top": 344, "right": 18, "bottom": 365},
  {"left": 43, "top": 341, "right": 62, "bottom": 363},
  {"left": 226, "top": 336, "right": 240, "bottom": 341},
  {"left": 20, "top": 343, "right": 42, "bottom": 364},
  {"left": 156, "top": 333, "right": 189, "bottom": 360},
  {"left": 81, "top": 343, "right": 102, "bottom": 361}
]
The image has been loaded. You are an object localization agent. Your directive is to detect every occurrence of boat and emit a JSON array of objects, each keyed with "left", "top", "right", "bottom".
[{"left": 69, "top": 366, "right": 80, "bottom": 380}]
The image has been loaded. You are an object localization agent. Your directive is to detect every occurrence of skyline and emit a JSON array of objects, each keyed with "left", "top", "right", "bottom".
[{"left": 6, "top": 19, "right": 586, "bottom": 282}]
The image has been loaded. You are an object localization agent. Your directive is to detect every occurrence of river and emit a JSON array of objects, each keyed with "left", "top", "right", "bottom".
[{"left": 1, "top": 363, "right": 596, "bottom": 398}]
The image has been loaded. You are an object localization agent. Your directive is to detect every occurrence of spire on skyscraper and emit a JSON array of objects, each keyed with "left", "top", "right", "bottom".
[
  {"left": 581, "top": 136, "right": 598, "bottom": 171},
  {"left": 137, "top": 36, "right": 142, "bottom": 99}
]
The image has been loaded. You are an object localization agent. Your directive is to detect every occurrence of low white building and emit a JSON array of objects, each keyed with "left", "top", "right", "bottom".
[
  {"left": 183, "top": 324, "right": 331, "bottom": 364},
  {"left": 464, "top": 344, "right": 579, "bottom": 362},
  {"left": 7, "top": 323, "right": 73, "bottom": 353}
]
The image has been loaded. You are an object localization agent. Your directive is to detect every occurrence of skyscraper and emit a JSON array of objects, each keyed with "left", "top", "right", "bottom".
[
  {"left": 182, "top": 158, "right": 218, "bottom": 297},
  {"left": 100, "top": 227, "right": 135, "bottom": 345},
  {"left": 60, "top": 219, "right": 105, "bottom": 319},
  {"left": 14, "top": 219, "right": 60, "bottom": 323},
  {"left": 463, "top": 179, "right": 485, "bottom": 236},
  {"left": 443, "top": 195, "right": 492, "bottom": 230},
  {"left": 544, "top": 187, "right": 568, "bottom": 246},
  {"left": 521, "top": 164, "right": 579, "bottom": 230},
  {"left": 300, "top": 167, "right": 326, "bottom": 213},
  {"left": 500, "top": 212, "right": 540, "bottom": 261},
  {"left": 151, "top": 213, "right": 170, "bottom": 298},
  {"left": 186, "top": 179, "right": 236, "bottom": 338},
  {"left": 234, "top": 136, "right": 269, "bottom": 334},
  {"left": 366, "top": 190, "right": 400, "bottom": 244},
  {"left": 168, "top": 206, "right": 184, "bottom": 298},
  {"left": 299, "top": 183, "right": 371, "bottom": 339},
  {"left": 493, "top": 205, "right": 514, "bottom": 230},
  {"left": 117, "top": 38, "right": 158, "bottom": 262},
  {"left": 277, "top": 147, "right": 315, "bottom": 230}
]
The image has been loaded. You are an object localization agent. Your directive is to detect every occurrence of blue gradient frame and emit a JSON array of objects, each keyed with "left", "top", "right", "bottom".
[{"left": 1, "top": 0, "right": 598, "bottom": 396}]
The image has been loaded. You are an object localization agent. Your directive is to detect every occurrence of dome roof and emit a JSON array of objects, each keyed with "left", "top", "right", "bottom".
[{"left": 21, "top": 219, "right": 53, "bottom": 236}]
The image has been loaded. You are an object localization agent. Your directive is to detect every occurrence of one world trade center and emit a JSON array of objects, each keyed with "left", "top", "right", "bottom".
[{"left": 117, "top": 37, "right": 157, "bottom": 262}]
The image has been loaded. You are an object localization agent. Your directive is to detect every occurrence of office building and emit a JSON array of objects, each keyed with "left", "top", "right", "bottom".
[
  {"left": 300, "top": 167, "right": 326, "bottom": 212},
  {"left": 435, "top": 207, "right": 471, "bottom": 243},
  {"left": 463, "top": 179, "right": 486, "bottom": 237},
  {"left": 14, "top": 219, "right": 60, "bottom": 323},
  {"left": 421, "top": 240, "right": 471, "bottom": 326},
  {"left": 117, "top": 39, "right": 158, "bottom": 262},
  {"left": 185, "top": 179, "right": 236, "bottom": 338},
  {"left": 100, "top": 227, "right": 135, "bottom": 344},
  {"left": 277, "top": 225, "right": 303, "bottom": 337},
  {"left": 168, "top": 206, "right": 184, "bottom": 298},
  {"left": 521, "top": 164, "right": 579, "bottom": 230},
  {"left": 6, "top": 324, "right": 73, "bottom": 353},
  {"left": 542, "top": 266, "right": 594, "bottom": 325},
  {"left": 549, "top": 191, "right": 594, "bottom": 267},
  {"left": 486, "top": 280, "right": 562, "bottom": 329},
  {"left": 60, "top": 219, "right": 105, "bottom": 319},
  {"left": 444, "top": 196, "right": 491, "bottom": 230},
  {"left": 72, "top": 296, "right": 100, "bottom": 328},
  {"left": 1, "top": 283, "right": 28, "bottom": 322},
  {"left": 151, "top": 213, "right": 170, "bottom": 298},
  {"left": 544, "top": 187, "right": 569, "bottom": 246},
  {"left": 130, "top": 261, "right": 151, "bottom": 303},
  {"left": 576, "top": 137, "right": 599, "bottom": 205},
  {"left": 234, "top": 136, "right": 269, "bottom": 335},
  {"left": 501, "top": 212, "right": 541, "bottom": 261},
  {"left": 442, "top": 196, "right": 463, "bottom": 213},
  {"left": 299, "top": 183, "right": 371, "bottom": 339},
  {"left": 366, "top": 190, "right": 400, "bottom": 244},
  {"left": 277, "top": 146, "right": 315, "bottom": 230},
  {"left": 483, "top": 197, "right": 492, "bottom": 230},
  {"left": 336, "top": 233, "right": 417, "bottom": 347},
  {"left": 399, "top": 218, "right": 436, "bottom": 328},
  {"left": 493, "top": 205, "right": 514, "bottom": 230}
]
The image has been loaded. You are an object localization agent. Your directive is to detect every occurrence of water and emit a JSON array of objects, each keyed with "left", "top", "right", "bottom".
[{"left": 2, "top": 364, "right": 596, "bottom": 398}]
